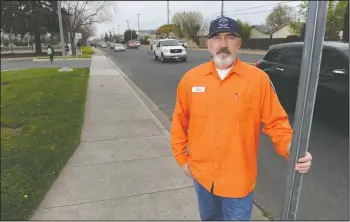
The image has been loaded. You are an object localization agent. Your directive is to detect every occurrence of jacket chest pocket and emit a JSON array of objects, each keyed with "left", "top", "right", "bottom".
[
  {"left": 230, "top": 93, "right": 257, "bottom": 121},
  {"left": 190, "top": 92, "right": 208, "bottom": 118}
]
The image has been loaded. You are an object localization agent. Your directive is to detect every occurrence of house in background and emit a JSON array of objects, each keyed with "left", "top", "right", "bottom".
[{"left": 250, "top": 22, "right": 293, "bottom": 39}]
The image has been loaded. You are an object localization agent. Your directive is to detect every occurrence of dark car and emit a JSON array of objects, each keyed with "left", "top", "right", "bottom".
[
  {"left": 127, "top": 41, "right": 138, "bottom": 49},
  {"left": 256, "top": 41, "right": 349, "bottom": 131}
]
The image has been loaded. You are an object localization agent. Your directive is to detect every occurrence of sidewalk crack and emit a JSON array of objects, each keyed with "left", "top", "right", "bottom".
[
  {"left": 37, "top": 185, "right": 194, "bottom": 210},
  {"left": 80, "top": 135, "right": 166, "bottom": 144},
  {"left": 69, "top": 155, "right": 173, "bottom": 168}
]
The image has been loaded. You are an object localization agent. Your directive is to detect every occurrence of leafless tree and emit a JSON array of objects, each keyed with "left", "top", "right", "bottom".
[
  {"left": 61, "top": 1, "right": 113, "bottom": 53},
  {"left": 266, "top": 3, "right": 295, "bottom": 31},
  {"left": 201, "top": 20, "right": 210, "bottom": 33},
  {"left": 171, "top": 11, "right": 203, "bottom": 43},
  {"left": 77, "top": 24, "right": 95, "bottom": 45}
]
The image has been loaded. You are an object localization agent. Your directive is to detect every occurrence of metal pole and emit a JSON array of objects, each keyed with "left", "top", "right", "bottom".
[
  {"left": 221, "top": 0, "right": 224, "bottom": 17},
  {"left": 57, "top": 1, "right": 71, "bottom": 71},
  {"left": 126, "top": 20, "right": 131, "bottom": 40},
  {"left": 280, "top": 1, "right": 328, "bottom": 220},
  {"left": 117, "top": 24, "right": 120, "bottom": 43},
  {"left": 137, "top": 13, "right": 140, "bottom": 40},
  {"left": 167, "top": 1, "right": 169, "bottom": 25}
]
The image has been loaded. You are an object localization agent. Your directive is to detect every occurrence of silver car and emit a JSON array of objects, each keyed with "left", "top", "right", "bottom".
[{"left": 113, "top": 43, "right": 125, "bottom": 51}]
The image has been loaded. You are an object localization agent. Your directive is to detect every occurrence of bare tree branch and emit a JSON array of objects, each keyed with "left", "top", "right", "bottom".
[{"left": 61, "top": 1, "right": 110, "bottom": 53}]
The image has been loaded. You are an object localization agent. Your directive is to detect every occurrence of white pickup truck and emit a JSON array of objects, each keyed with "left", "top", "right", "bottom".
[{"left": 153, "top": 39, "right": 187, "bottom": 63}]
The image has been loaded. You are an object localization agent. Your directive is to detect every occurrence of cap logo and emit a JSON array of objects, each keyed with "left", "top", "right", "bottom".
[{"left": 218, "top": 18, "right": 229, "bottom": 27}]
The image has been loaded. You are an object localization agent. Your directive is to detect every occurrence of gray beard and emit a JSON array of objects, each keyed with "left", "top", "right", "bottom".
[{"left": 213, "top": 54, "right": 235, "bottom": 68}]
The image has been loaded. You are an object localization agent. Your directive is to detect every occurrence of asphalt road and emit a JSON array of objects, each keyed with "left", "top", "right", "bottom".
[
  {"left": 1, "top": 59, "right": 91, "bottom": 71},
  {"left": 102, "top": 46, "right": 349, "bottom": 220}
]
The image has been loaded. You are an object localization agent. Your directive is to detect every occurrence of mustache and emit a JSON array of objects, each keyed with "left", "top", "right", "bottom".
[{"left": 216, "top": 47, "right": 231, "bottom": 54}]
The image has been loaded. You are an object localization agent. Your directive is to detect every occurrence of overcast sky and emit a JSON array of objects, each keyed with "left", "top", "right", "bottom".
[{"left": 95, "top": 1, "right": 301, "bottom": 38}]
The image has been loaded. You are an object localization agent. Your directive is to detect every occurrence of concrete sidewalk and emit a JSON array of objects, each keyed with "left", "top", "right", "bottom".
[{"left": 31, "top": 48, "right": 268, "bottom": 220}]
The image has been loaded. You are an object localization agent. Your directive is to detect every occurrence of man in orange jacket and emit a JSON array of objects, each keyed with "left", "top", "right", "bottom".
[{"left": 170, "top": 16, "right": 312, "bottom": 221}]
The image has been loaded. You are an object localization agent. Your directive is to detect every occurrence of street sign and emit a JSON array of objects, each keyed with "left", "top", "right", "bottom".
[
  {"left": 280, "top": 1, "right": 328, "bottom": 220},
  {"left": 75, "top": 33, "right": 82, "bottom": 39}
]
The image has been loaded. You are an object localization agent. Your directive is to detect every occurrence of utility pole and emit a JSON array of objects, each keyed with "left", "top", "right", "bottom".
[
  {"left": 126, "top": 20, "right": 132, "bottom": 41},
  {"left": 117, "top": 24, "right": 120, "bottom": 43},
  {"left": 57, "top": 1, "right": 71, "bottom": 72},
  {"left": 280, "top": 1, "right": 328, "bottom": 220},
  {"left": 137, "top": 13, "right": 140, "bottom": 40},
  {"left": 221, "top": 0, "right": 224, "bottom": 17},
  {"left": 167, "top": 1, "right": 170, "bottom": 25}
]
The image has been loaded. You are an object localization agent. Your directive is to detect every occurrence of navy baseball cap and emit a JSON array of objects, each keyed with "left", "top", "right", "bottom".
[{"left": 207, "top": 16, "right": 240, "bottom": 38}]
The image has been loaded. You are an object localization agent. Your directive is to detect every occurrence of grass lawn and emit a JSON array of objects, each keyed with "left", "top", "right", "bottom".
[
  {"left": 81, "top": 46, "right": 94, "bottom": 56},
  {"left": 35, "top": 46, "right": 94, "bottom": 59},
  {"left": 0, "top": 68, "right": 90, "bottom": 220}
]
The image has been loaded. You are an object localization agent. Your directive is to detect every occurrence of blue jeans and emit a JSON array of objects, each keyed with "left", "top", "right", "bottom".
[{"left": 193, "top": 179, "right": 253, "bottom": 221}]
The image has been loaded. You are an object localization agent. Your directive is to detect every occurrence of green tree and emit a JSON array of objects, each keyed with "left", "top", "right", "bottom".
[
  {"left": 123, "top": 29, "right": 137, "bottom": 42},
  {"left": 1, "top": 1, "right": 69, "bottom": 53},
  {"left": 104, "top": 33, "right": 108, "bottom": 42},
  {"left": 236, "top": 20, "right": 251, "bottom": 40},
  {"left": 291, "top": 0, "right": 347, "bottom": 39},
  {"left": 156, "top": 24, "right": 178, "bottom": 38},
  {"left": 265, "top": 3, "right": 295, "bottom": 30},
  {"left": 343, "top": 1, "right": 349, "bottom": 42},
  {"left": 109, "top": 30, "right": 112, "bottom": 40},
  {"left": 1, "top": 1, "right": 51, "bottom": 53},
  {"left": 326, "top": 0, "right": 347, "bottom": 39}
]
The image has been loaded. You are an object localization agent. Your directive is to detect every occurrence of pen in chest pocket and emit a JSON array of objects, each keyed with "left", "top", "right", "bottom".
[{"left": 235, "top": 93, "right": 238, "bottom": 102}]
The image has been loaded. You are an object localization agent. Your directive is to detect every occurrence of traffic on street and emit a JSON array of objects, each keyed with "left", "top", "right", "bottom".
[{"left": 100, "top": 45, "right": 348, "bottom": 220}]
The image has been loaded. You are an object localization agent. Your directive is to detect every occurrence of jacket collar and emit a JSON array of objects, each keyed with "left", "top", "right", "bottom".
[{"left": 201, "top": 56, "right": 245, "bottom": 77}]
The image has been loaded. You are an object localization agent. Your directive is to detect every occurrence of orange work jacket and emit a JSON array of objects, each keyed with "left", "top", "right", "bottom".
[{"left": 170, "top": 58, "right": 293, "bottom": 198}]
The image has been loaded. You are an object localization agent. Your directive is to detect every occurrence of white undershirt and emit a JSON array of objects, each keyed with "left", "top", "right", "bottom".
[{"left": 216, "top": 67, "right": 232, "bottom": 80}]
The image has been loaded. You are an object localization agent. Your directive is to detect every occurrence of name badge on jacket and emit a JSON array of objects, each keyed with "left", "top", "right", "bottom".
[{"left": 192, "top": 86, "right": 206, "bottom": 92}]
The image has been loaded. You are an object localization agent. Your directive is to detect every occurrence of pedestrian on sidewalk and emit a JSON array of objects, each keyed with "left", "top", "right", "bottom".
[
  {"left": 47, "top": 45, "right": 54, "bottom": 64},
  {"left": 170, "top": 16, "right": 313, "bottom": 221},
  {"left": 65, "top": 43, "right": 70, "bottom": 57}
]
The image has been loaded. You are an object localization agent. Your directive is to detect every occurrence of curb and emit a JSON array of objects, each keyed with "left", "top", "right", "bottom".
[
  {"left": 33, "top": 58, "right": 91, "bottom": 62},
  {"left": 1, "top": 57, "right": 36, "bottom": 62},
  {"left": 105, "top": 54, "right": 171, "bottom": 139},
  {"left": 101, "top": 49, "right": 270, "bottom": 221}
]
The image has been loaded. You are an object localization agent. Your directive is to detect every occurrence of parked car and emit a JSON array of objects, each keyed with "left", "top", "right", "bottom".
[
  {"left": 135, "top": 41, "right": 141, "bottom": 46},
  {"left": 153, "top": 39, "right": 187, "bottom": 63},
  {"left": 113, "top": 43, "right": 125, "bottom": 51},
  {"left": 100, "top": 43, "right": 107, "bottom": 48},
  {"left": 256, "top": 41, "right": 349, "bottom": 130},
  {"left": 110, "top": 43, "right": 116, "bottom": 49},
  {"left": 127, "top": 41, "right": 138, "bottom": 49}
]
